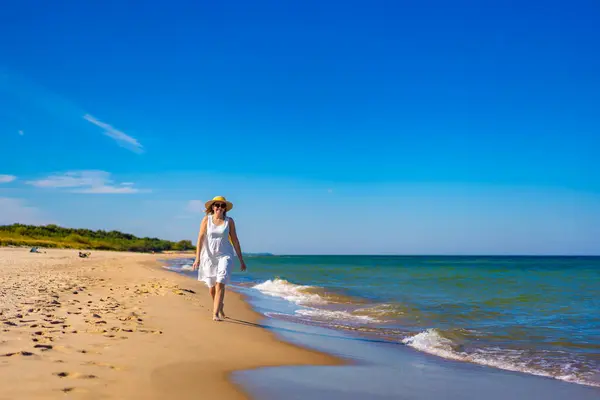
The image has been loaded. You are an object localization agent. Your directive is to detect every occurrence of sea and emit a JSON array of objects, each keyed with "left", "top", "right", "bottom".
[{"left": 164, "top": 255, "right": 600, "bottom": 390}]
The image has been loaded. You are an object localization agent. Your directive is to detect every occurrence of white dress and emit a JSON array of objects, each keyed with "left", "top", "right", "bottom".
[{"left": 198, "top": 216, "right": 235, "bottom": 287}]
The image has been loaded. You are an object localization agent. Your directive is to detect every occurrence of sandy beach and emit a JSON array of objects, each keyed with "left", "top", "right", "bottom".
[{"left": 0, "top": 248, "right": 340, "bottom": 400}]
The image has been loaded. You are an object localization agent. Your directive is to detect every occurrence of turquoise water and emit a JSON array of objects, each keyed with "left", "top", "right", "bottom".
[{"left": 167, "top": 255, "right": 600, "bottom": 387}]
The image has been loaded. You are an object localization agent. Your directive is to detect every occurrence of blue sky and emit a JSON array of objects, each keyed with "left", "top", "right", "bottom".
[{"left": 1, "top": 1, "right": 599, "bottom": 255}]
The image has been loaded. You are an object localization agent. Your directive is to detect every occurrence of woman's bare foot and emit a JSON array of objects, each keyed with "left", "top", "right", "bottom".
[
  {"left": 212, "top": 315, "right": 222, "bottom": 321},
  {"left": 218, "top": 303, "right": 226, "bottom": 319}
]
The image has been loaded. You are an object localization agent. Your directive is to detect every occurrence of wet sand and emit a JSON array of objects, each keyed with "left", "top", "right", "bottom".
[{"left": 0, "top": 248, "right": 340, "bottom": 400}]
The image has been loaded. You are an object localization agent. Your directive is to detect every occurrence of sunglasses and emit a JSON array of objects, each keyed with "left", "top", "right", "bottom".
[{"left": 213, "top": 203, "right": 227, "bottom": 209}]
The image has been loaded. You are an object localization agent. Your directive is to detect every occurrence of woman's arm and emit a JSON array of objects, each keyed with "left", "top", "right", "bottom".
[
  {"left": 192, "top": 216, "right": 208, "bottom": 269},
  {"left": 228, "top": 218, "right": 247, "bottom": 271}
]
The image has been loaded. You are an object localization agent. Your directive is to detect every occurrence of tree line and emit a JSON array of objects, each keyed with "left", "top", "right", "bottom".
[{"left": 0, "top": 224, "right": 195, "bottom": 253}]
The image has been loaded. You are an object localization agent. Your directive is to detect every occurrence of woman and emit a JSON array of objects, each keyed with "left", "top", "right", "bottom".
[{"left": 192, "top": 196, "right": 247, "bottom": 321}]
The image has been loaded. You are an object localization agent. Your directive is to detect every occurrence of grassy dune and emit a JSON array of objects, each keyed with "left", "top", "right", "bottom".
[{"left": 0, "top": 224, "right": 194, "bottom": 253}]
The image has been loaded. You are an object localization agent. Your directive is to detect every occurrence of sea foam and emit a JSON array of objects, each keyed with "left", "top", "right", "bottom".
[
  {"left": 296, "top": 308, "right": 377, "bottom": 323},
  {"left": 253, "top": 279, "right": 327, "bottom": 305},
  {"left": 402, "top": 329, "right": 599, "bottom": 387}
]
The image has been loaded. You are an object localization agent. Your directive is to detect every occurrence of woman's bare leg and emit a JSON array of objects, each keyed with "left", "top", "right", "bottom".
[
  {"left": 213, "top": 283, "right": 225, "bottom": 320},
  {"left": 218, "top": 287, "right": 226, "bottom": 318},
  {"left": 209, "top": 286, "right": 221, "bottom": 320}
]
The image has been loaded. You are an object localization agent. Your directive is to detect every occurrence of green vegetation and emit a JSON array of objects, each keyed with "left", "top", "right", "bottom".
[{"left": 0, "top": 224, "right": 195, "bottom": 253}]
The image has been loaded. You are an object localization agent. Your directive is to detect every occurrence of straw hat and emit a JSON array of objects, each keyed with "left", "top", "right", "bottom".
[{"left": 204, "top": 196, "right": 233, "bottom": 212}]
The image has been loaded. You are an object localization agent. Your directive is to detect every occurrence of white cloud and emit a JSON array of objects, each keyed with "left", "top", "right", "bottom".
[
  {"left": 0, "top": 198, "right": 52, "bottom": 225},
  {"left": 76, "top": 186, "right": 139, "bottom": 194},
  {"left": 26, "top": 170, "right": 144, "bottom": 194},
  {"left": 186, "top": 200, "right": 206, "bottom": 214},
  {"left": 0, "top": 175, "right": 16, "bottom": 183},
  {"left": 83, "top": 114, "right": 143, "bottom": 154}
]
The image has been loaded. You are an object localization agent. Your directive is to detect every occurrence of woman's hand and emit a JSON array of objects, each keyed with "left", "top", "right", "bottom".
[
  {"left": 229, "top": 219, "right": 246, "bottom": 272},
  {"left": 192, "top": 259, "right": 200, "bottom": 271}
]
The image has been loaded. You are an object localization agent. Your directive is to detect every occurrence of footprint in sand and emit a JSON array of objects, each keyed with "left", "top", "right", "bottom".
[
  {"left": 83, "top": 361, "right": 121, "bottom": 370},
  {"left": 138, "top": 329, "right": 163, "bottom": 335},
  {"left": 59, "top": 387, "right": 89, "bottom": 394},
  {"left": 76, "top": 349, "right": 102, "bottom": 355},
  {"left": 53, "top": 371, "right": 97, "bottom": 379},
  {"left": 2, "top": 351, "right": 36, "bottom": 357}
]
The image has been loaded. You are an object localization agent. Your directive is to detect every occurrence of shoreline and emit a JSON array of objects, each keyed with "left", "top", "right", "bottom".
[
  {"left": 229, "top": 280, "right": 600, "bottom": 400},
  {"left": 166, "top": 255, "right": 600, "bottom": 392},
  {"left": 0, "top": 248, "right": 342, "bottom": 399},
  {"left": 159, "top": 256, "right": 600, "bottom": 400}
]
